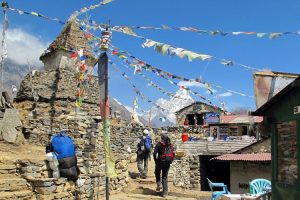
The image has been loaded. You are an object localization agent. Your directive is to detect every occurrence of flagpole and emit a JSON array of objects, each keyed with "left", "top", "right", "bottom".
[
  {"left": 0, "top": 2, "right": 8, "bottom": 97},
  {"left": 98, "top": 52, "right": 109, "bottom": 200}
]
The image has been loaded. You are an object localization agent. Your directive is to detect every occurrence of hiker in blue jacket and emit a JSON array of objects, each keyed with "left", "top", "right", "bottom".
[
  {"left": 136, "top": 129, "right": 152, "bottom": 179},
  {"left": 153, "top": 132, "right": 175, "bottom": 198}
]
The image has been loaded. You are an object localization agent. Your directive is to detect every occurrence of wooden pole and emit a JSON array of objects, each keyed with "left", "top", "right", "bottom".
[
  {"left": 0, "top": 2, "right": 8, "bottom": 97},
  {"left": 98, "top": 52, "right": 109, "bottom": 200}
]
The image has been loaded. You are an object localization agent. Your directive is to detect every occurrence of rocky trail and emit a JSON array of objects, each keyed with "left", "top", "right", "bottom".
[
  {"left": 0, "top": 142, "right": 211, "bottom": 199},
  {"left": 111, "top": 159, "right": 211, "bottom": 200}
]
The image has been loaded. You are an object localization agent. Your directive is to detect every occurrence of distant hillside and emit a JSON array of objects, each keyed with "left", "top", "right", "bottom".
[{"left": 2, "top": 59, "right": 41, "bottom": 98}]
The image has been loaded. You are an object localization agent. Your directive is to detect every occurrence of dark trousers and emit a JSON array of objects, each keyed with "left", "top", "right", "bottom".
[
  {"left": 155, "top": 161, "right": 171, "bottom": 194},
  {"left": 137, "top": 153, "right": 149, "bottom": 176}
]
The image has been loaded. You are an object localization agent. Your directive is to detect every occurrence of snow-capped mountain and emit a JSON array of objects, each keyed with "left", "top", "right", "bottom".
[{"left": 142, "top": 88, "right": 194, "bottom": 127}]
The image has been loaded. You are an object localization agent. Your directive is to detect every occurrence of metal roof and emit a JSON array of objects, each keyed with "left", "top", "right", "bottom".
[
  {"left": 176, "top": 140, "right": 255, "bottom": 155},
  {"left": 211, "top": 153, "right": 271, "bottom": 162},
  {"left": 175, "top": 101, "right": 222, "bottom": 114},
  {"left": 253, "top": 76, "right": 300, "bottom": 115},
  {"left": 220, "top": 115, "right": 263, "bottom": 124}
]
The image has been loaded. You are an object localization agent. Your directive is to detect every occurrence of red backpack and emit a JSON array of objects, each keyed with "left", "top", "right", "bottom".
[{"left": 160, "top": 142, "right": 174, "bottom": 163}]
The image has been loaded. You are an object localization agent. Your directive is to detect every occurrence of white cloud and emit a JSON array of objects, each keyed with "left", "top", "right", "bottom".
[
  {"left": 218, "top": 92, "right": 233, "bottom": 97},
  {"left": 178, "top": 80, "right": 204, "bottom": 87},
  {"left": 1, "top": 28, "right": 49, "bottom": 66}
]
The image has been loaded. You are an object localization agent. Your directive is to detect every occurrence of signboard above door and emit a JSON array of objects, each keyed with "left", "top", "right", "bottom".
[{"left": 205, "top": 113, "right": 220, "bottom": 124}]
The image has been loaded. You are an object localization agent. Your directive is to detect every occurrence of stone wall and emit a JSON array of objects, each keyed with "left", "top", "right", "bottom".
[
  {"left": 170, "top": 155, "right": 200, "bottom": 191},
  {"left": 235, "top": 138, "right": 271, "bottom": 153},
  {"left": 14, "top": 101, "right": 130, "bottom": 199}
]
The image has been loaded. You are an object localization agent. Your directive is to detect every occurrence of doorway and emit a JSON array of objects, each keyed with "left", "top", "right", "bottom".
[
  {"left": 200, "top": 155, "right": 230, "bottom": 191},
  {"left": 187, "top": 114, "right": 195, "bottom": 125}
]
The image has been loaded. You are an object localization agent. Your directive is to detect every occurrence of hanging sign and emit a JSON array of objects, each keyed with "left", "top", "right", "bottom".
[
  {"left": 205, "top": 113, "right": 220, "bottom": 124},
  {"left": 294, "top": 106, "right": 300, "bottom": 114}
]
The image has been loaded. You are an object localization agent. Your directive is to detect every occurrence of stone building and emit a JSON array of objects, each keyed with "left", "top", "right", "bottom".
[
  {"left": 175, "top": 102, "right": 224, "bottom": 126},
  {"left": 212, "top": 139, "right": 271, "bottom": 193},
  {"left": 208, "top": 115, "right": 263, "bottom": 140},
  {"left": 253, "top": 76, "right": 300, "bottom": 200}
]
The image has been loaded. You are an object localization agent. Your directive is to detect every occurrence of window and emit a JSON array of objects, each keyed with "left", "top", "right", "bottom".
[
  {"left": 277, "top": 121, "right": 298, "bottom": 184},
  {"left": 196, "top": 114, "right": 204, "bottom": 125},
  {"left": 187, "top": 114, "right": 195, "bottom": 125}
]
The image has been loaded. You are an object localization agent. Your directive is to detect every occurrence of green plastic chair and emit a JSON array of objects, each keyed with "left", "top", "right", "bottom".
[{"left": 249, "top": 179, "right": 271, "bottom": 195}]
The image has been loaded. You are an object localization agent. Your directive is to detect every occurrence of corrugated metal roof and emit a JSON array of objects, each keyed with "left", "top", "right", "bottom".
[
  {"left": 176, "top": 140, "right": 255, "bottom": 155},
  {"left": 212, "top": 153, "right": 271, "bottom": 162},
  {"left": 220, "top": 115, "right": 263, "bottom": 124},
  {"left": 254, "top": 76, "right": 300, "bottom": 115}
]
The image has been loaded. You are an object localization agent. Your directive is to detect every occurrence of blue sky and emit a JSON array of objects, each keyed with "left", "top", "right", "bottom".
[{"left": 2, "top": 0, "right": 300, "bottom": 112}]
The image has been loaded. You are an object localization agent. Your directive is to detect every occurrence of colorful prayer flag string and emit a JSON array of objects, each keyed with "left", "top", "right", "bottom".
[
  {"left": 69, "top": 0, "right": 114, "bottom": 21},
  {"left": 7, "top": 7, "right": 66, "bottom": 24},
  {"left": 6, "top": 0, "right": 114, "bottom": 25},
  {"left": 108, "top": 46, "right": 218, "bottom": 106},
  {"left": 80, "top": 25, "right": 252, "bottom": 102},
  {"left": 109, "top": 57, "right": 189, "bottom": 101},
  {"left": 110, "top": 62, "right": 167, "bottom": 113},
  {"left": 109, "top": 43, "right": 252, "bottom": 99},
  {"left": 80, "top": 21, "right": 263, "bottom": 71},
  {"left": 70, "top": 49, "right": 92, "bottom": 108},
  {"left": 112, "top": 24, "right": 300, "bottom": 39}
]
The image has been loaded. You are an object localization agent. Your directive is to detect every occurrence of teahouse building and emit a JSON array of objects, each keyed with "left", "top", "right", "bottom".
[
  {"left": 212, "top": 138, "right": 271, "bottom": 194},
  {"left": 175, "top": 102, "right": 224, "bottom": 126},
  {"left": 253, "top": 76, "right": 300, "bottom": 200},
  {"left": 208, "top": 115, "right": 263, "bottom": 140}
]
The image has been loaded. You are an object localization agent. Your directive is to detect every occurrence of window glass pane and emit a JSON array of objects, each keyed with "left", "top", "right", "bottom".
[{"left": 277, "top": 121, "right": 298, "bottom": 184}]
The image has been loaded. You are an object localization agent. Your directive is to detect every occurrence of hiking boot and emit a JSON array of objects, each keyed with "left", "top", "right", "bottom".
[
  {"left": 140, "top": 174, "right": 147, "bottom": 179},
  {"left": 156, "top": 183, "right": 162, "bottom": 192},
  {"left": 161, "top": 192, "right": 168, "bottom": 198}
]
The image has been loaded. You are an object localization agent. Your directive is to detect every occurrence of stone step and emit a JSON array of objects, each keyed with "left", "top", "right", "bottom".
[
  {"left": 111, "top": 193, "right": 198, "bottom": 200},
  {"left": 136, "top": 178, "right": 155, "bottom": 184},
  {"left": 36, "top": 191, "right": 73, "bottom": 200},
  {"left": 0, "top": 190, "right": 35, "bottom": 200},
  {"left": 0, "top": 163, "right": 20, "bottom": 178},
  {"left": 0, "top": 173, "right": 20, "bottom": 178},
  {"left": 0, "top": 178, "right": 30, "bottom": 192}
]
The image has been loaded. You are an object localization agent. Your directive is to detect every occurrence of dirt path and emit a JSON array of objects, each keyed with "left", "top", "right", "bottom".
[{"left": 111, "top": 158, "right": 211, "bottom": 200}]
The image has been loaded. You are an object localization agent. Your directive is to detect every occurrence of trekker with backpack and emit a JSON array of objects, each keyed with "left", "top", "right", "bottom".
[
  {"left": 136, "top": 129, "right": 153, "bottom": 178},
  {"left": 153, "top": 131, "right": 175, "bottom": 198}
]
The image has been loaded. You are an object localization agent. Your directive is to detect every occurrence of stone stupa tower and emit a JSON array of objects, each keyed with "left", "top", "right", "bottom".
[
  {"left": 16, "top": 19, "right": 101, "bottom": 117},
  {"left": 40, "top": 19, "right": 97, "bottom": 71}
]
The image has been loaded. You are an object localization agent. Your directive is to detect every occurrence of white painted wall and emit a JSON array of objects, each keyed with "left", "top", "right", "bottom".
[{"left": 230, "top": 162, "right": 271, "bottom": 194}]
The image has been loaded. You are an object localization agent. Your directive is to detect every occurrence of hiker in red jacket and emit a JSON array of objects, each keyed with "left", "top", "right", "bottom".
[{"left": 153, "top": 131, "right": 175, "bottom": 198}]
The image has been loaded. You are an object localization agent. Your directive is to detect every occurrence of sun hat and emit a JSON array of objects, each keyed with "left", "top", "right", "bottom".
[{"left": 143, "top": 129, "right": 150, "bottom": 135}]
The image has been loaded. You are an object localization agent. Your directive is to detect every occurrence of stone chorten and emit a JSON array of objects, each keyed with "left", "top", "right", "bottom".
[{"left": 40, "top": 20, "right": 97, "bottom": 71}]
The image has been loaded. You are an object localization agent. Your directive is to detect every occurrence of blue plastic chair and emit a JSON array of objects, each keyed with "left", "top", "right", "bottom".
[
  {"left": 249, "top": 179, "right": 271, "bottom": 195},
  {"left": 207, "top": 178, "right": 230, "bottom": 200}
]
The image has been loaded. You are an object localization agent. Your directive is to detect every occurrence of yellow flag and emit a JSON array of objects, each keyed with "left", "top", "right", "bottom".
[
  {"left": 102, "top": 118, "right": 117, "bottom": 177},
  {"left": 31, "top": 12, "right": 39, "bottom": 16}
]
